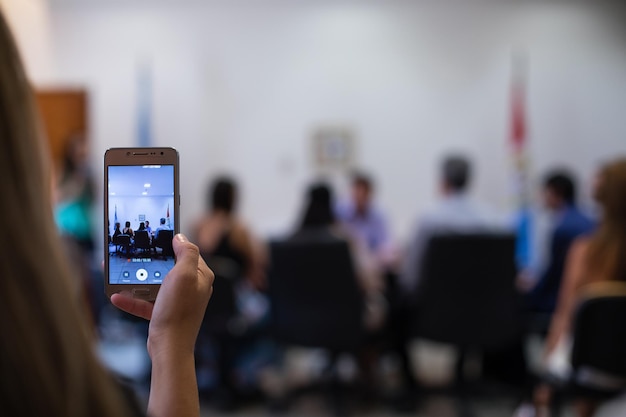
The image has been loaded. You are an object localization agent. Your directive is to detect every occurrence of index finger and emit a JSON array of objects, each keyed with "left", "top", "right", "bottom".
[{"left": 111, "top": 292, "right": 154, "bottom": 320}]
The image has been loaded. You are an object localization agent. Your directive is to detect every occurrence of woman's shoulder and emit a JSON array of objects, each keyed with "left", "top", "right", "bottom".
[
  {"left": 230, "top": 217, "right": 252, "bottom": 236},
  {"left": 570, "top": 236, "right": 592, "bottom": 259}
]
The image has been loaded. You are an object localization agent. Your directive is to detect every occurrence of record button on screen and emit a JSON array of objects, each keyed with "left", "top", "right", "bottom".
[{"left": 136, "top": 269, "right": 148, "bottom": 281}]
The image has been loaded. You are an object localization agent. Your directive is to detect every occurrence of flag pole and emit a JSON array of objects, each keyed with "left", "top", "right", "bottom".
[{"left": 511, "top": 49, "right": 532, "bottom": 269}]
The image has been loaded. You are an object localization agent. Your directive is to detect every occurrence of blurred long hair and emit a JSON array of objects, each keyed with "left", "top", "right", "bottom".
[
  {"left": 300, "top": 183, "right": 336, "bottom": 229},
  {"left": 587, "top": 158, "right": 626, "bottom": 282},
  {"left": 209, "top": 176, "right": 237, "bottom": 214},
  {"left": 0, "top": 11, "right": 133, "bottom": 417}
]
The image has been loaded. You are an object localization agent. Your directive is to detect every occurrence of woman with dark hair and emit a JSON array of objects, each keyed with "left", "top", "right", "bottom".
[
  {"left": 193, "top": 176, "right": 266, "bottom": 288},
  {"left": 192, "top": 176, "right": 268, "bottom": 405},
  {"left": 300, "top": 183, "right": 336, "bottom": 228},
  {"left": 295, "top": 182, "right": 385, "bottom": 330},
  {"left": 122, "top": 220, "right": 134, "bottom": 238},
  {"left": 113, "top": 222, "right": 122, "bottom": 239}
]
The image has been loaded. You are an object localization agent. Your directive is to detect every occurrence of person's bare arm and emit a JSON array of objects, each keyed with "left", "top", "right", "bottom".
[
  {"left": 112, "top": 234, "right": 214, "bottom": 417},
  {"left": 544, "top": 238, "right": 589, "bottom": 355},
  {"left": 232, "top": 221, "right": 267, "bottom": 289}
]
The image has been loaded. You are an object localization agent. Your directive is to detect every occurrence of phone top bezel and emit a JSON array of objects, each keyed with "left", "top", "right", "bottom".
[{"left": 104, "top": 147, "right": 180, "bottom": 301}]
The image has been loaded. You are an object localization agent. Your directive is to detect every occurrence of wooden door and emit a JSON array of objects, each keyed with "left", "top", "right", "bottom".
[{"left": 35, "top": 89, "right": 88, "bottom": 171}]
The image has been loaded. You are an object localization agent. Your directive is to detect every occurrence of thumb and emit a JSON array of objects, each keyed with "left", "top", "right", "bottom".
[{"left": 171, "top": 233, "right": 200, "bottom": 268}]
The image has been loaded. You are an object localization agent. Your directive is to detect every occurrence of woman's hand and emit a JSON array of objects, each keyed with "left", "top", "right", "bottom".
[
  {"left": 112, "top": 234, "right": 213, "bottom": 417},
  {"left": 111, "top": 233, "right": 214, "bottom": 358}
]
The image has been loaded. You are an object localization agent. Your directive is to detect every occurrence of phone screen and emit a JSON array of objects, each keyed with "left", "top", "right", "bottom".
[{"left": 107, "top": 164, "right": 176, "bottom": 285}]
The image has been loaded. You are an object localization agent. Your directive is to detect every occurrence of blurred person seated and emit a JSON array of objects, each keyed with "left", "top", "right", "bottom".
[
  {"left": 0, "top": 10, "right": 213, "bottom": 417},
  {"left": 336, "top": 171, "right": 396, "bottom": 269},
  {"left": 53, "top": 132, "right": 99, "bottom": 323},
  {"left": 112, "top": 221, "right": 131, "bottom": 256},
  {"left": 191, "top": 177, "right": 270, "bottom": 407},
  {"left": 54, "top": 133, "right": 95, "bottom": 251},
  {"left": 155, "top": 217, "right": 169, "bottom": 236},
  {"left": 193, "top": 176, "right": 266, "bottom": 289},
  {"left": 293, "top": 182, "right": 386, "bottom": 331},
  {"left": 519, "top": 159, "right": 626, "bottom": 417},
  {"left": 400, "top": 154, "right": 508, "bottom": 294},
  {"left": 137, "top": 221, "right": 146, "bottom": 232},
  {"left": 145, "top": 220, "right": 153, "bottom": 235},
  {"left": 122, "top": 220, "right": 135, "bottom": 238},
  {"left": 521, "top": 171, "right": 595, "bottom": 315},
  {"left": 113, "top": 221, "right": 122, "bottom": 239}
]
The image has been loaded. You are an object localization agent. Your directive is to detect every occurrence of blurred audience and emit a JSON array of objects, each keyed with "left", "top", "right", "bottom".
[
  {"left": 522, "top": 158, "right": 626, "bottom": 417},
  {"left": 521, "top": 171, "right": 595, "bottom": 315},
  {"left": 400, "top": 154, "right": 508, "bottom": 294}
]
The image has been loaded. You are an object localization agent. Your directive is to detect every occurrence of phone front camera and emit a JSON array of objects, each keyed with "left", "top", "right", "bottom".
[
  {"left": 126, "top": 152, "right": 131, "bottom": 156},
  {"left": 160, "top": 152, "right": 164, "bottom": 155}
]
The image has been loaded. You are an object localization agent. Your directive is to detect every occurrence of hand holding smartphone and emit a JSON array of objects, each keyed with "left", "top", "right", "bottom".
[{"left": 104, "top": 148, "right": 180, "bottom": 301}]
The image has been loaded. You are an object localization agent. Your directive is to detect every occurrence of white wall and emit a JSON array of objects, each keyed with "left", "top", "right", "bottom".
[
  {"left": 0, "top": 0, "right": 55, "bottom": 82},
  {"left": 7, "top": 0, "right": 626, "bottom": 243}
]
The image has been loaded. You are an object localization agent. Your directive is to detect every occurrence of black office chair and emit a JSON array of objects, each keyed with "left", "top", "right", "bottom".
[
  {"left": 195, "top": 254, "right": 241, "bottom": 407},
  {"left": 113, "top": 234, "right": 132, "bottom": 258},
  {"left": 268, "top": 230, "right": 366, "bottom": 414},
  {"left": 568, "top": 283, "right": 626, "bottom": 409},
  {"left": 134, "top": 230, "right": 152, "bottom": 255},
  {"left": 202, "top": 256, "right": 240, "bottom": 334},
  {"left": 409, "top": 233, "right": 525, "bottom": 411},
  {"left": 154, "top": 230, "right": 174, "bottom": 259}
]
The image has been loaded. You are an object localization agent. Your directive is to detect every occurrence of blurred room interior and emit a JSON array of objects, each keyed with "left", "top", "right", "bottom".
[{"left": 2, "top": 0, "right": 626, "bottom": 416}]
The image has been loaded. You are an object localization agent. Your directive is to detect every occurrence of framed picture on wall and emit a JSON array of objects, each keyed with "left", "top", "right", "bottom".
[
  {"left": 313, "top": 126, "right": 355, "bottom": 171},
  {"left": 138, "top": 214, "right": 146, "bottom": 222}
]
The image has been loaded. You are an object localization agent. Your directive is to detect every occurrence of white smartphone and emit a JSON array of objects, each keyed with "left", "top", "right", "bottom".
[{"left": 104, "top": 147, "right": 180, "bottom": 301}]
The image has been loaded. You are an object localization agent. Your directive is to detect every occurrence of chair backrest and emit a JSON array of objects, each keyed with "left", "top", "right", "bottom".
[
  {"left": 134, "top": 230, "right": 151, "bottom": 248},
  {"left": 201, "top": 254, "right": 239, "bottom": 334},
  {"left": 154, "top": 230, "right": 174, "bottom": 255},
  {"left": 411, "top": 233, "right": 522, "bottom": 349},
  {"left": 115, "top": 234, "right": 131, "bottom": 245},
  {"left": 571, "top": 288, "right": 626, "bottom": 380},
  {"left": 268, "top": 229, "right": 365, "bottom": 352}
]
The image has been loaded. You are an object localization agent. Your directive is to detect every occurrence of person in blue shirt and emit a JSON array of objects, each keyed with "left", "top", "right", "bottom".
[
  {"left": 524, "top": 170, "right": 595, "bottom": 314},
  {"left": 336, "top": 172, "right": 392, "bottom": 266}
]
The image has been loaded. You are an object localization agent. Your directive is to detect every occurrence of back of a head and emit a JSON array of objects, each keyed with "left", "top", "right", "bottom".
[
  {"left": 0, "top": 11, "right": 132, "bottom": 417},
  {"left": 300, "top": 182, "right": 336, "bottom": 229},
  {"left": 544, "top": 170, "right": 577, "bottom": 206},
  {"left": 442, "top": 155, "right": 471, "bottom": 192},
  {"left": 209, "top": 177, "right": 237, "bottom": 214}
]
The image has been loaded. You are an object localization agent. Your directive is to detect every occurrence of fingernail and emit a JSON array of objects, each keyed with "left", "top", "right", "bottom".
[{"left": 175, "top": 233, "right": 187, "bottom": 243}]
